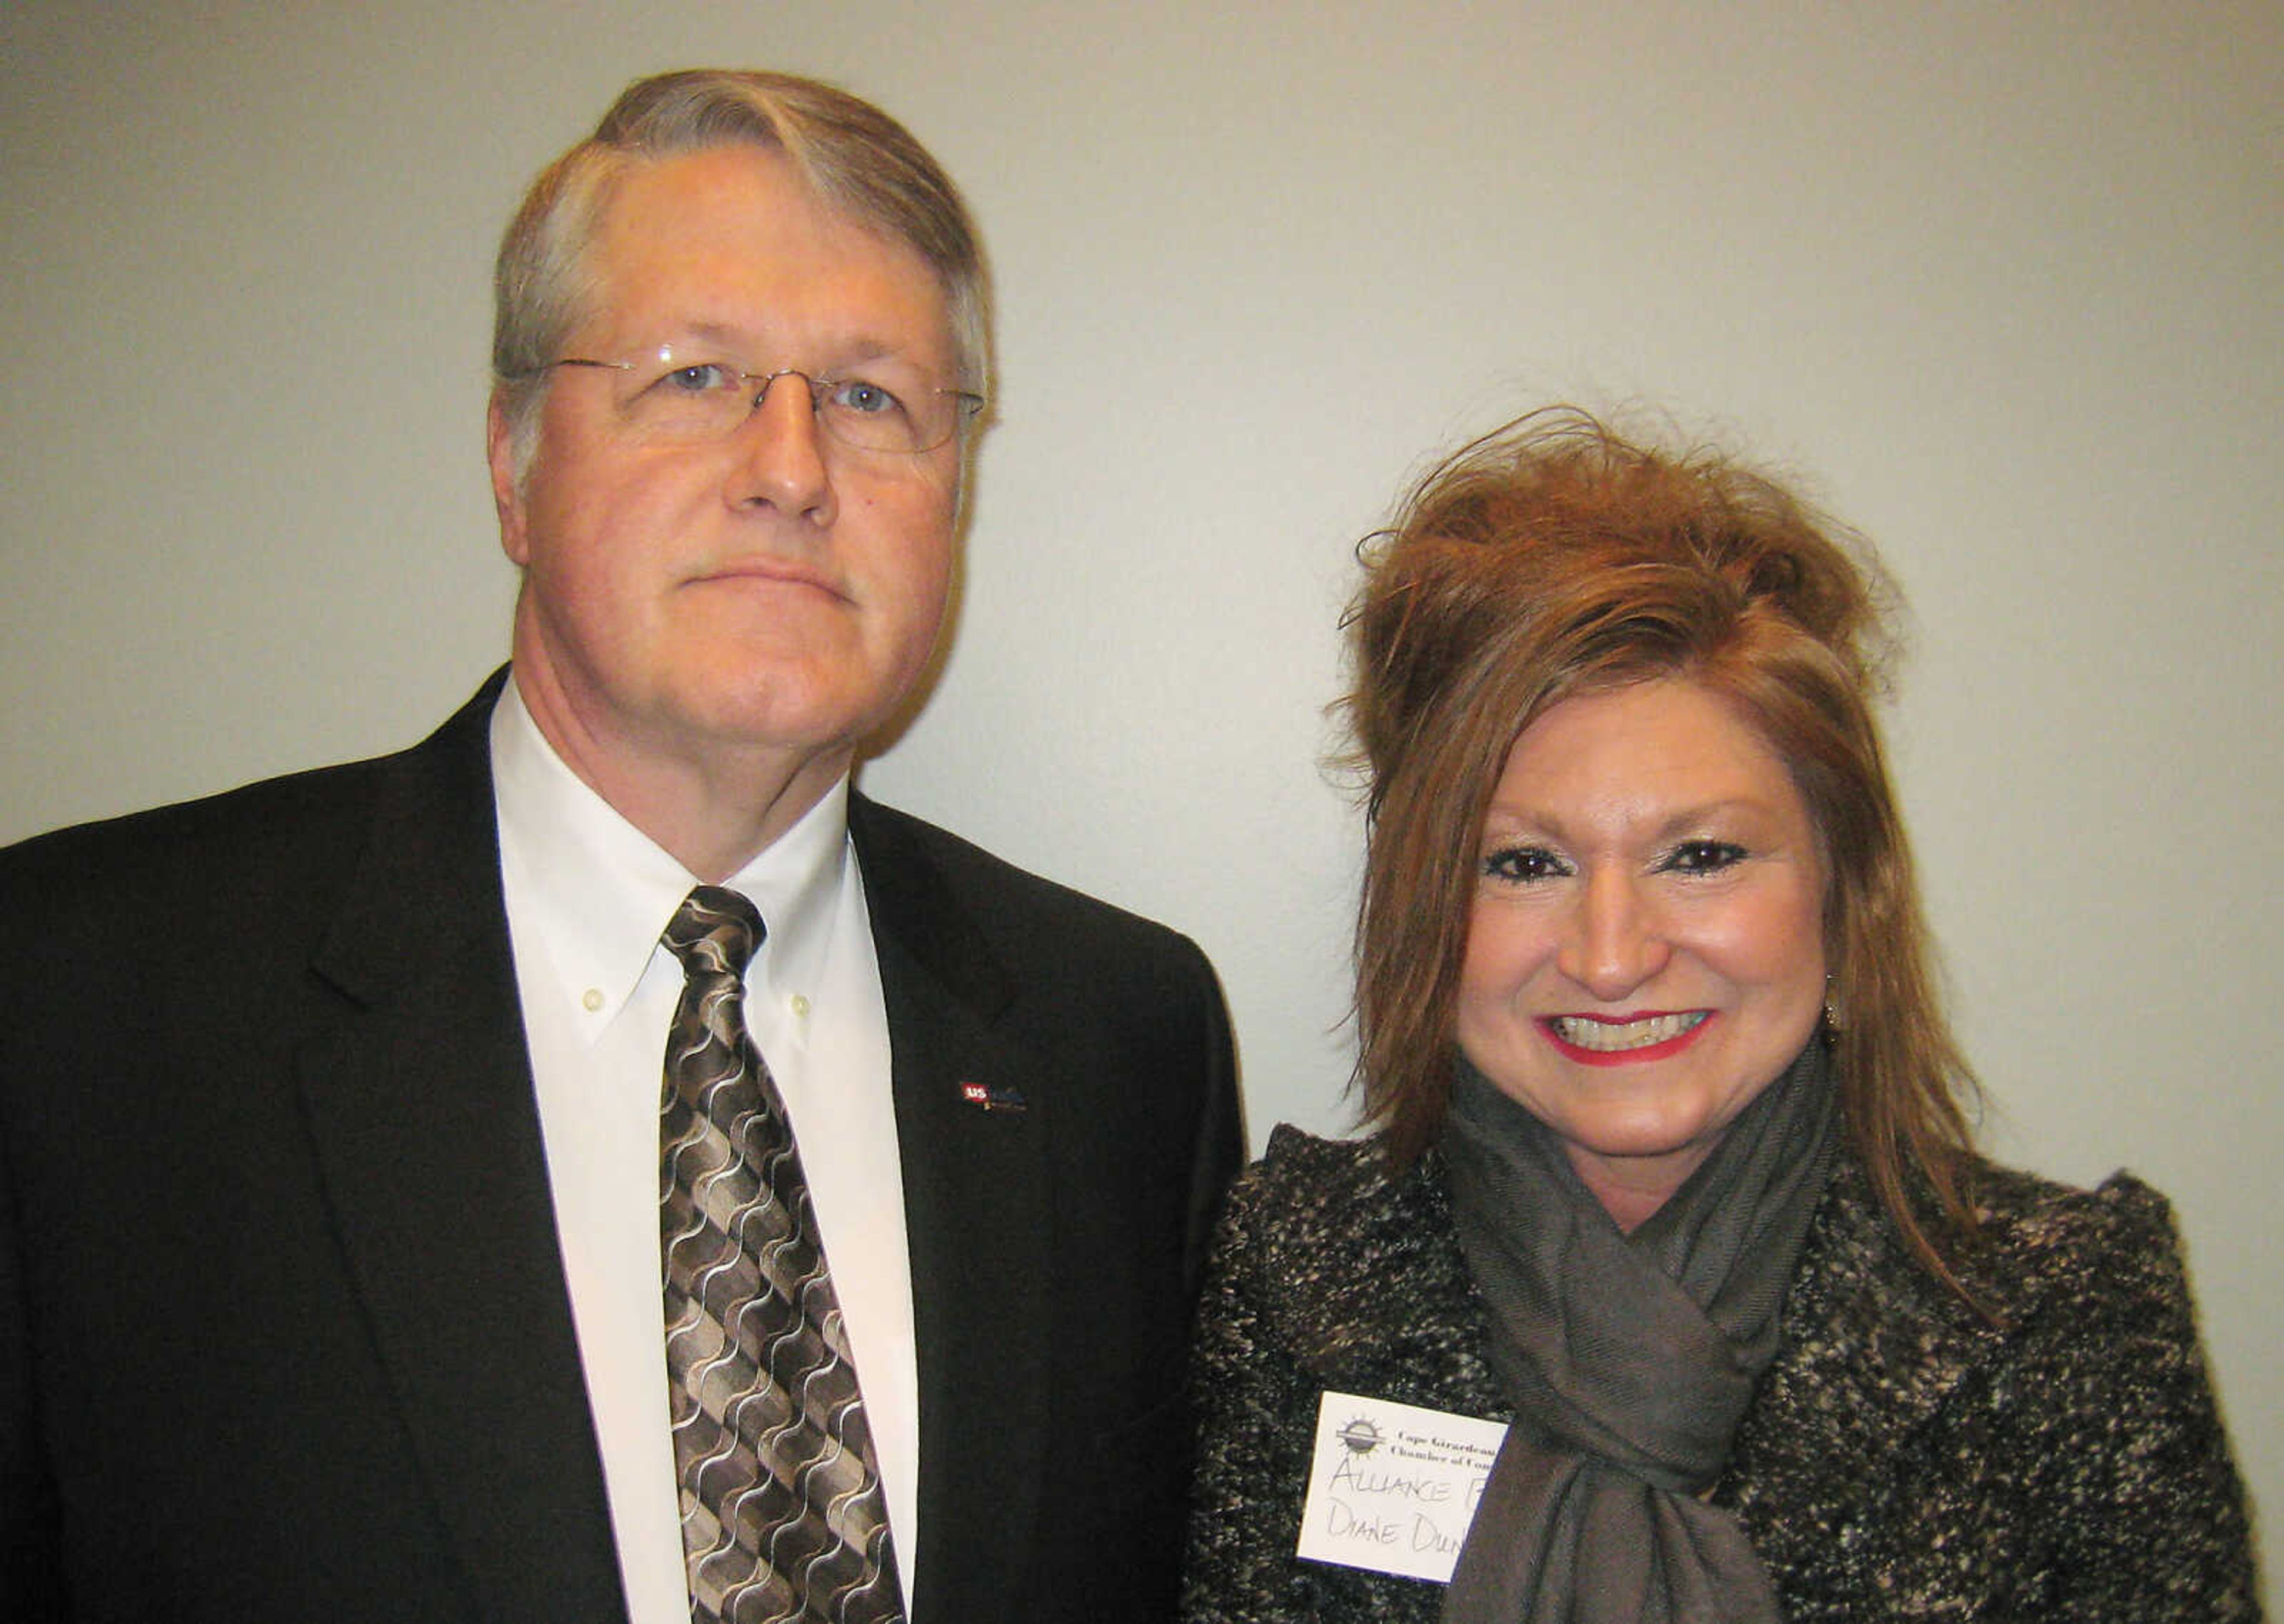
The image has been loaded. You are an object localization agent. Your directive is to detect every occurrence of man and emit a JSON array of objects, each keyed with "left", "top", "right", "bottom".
[{"left": 0, "top": 70, "right": 1239, "bottom": 1624}]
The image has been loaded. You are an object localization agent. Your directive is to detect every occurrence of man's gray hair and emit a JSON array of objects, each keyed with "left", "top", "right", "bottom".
[{"left": 491, "top": 69, "right": 991, "bottom": 476}]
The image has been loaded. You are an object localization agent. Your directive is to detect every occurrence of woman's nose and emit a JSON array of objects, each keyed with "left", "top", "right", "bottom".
[{"left": 1558, "top": 870, "right": 1671, "bottom": 1000}]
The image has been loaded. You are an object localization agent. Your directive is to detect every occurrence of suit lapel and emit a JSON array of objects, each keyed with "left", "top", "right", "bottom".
[
  {"left": 295, "top": 677, "right": 628, "bottom": 1624},
  {"left": 1722, "top": 1158, "right": 2006, "bottom": 1568},
  {"left": 851, "top": 797, "right": 1052, "bottom": 1623}
]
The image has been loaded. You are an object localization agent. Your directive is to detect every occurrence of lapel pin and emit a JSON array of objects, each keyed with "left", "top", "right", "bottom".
[{"left": 958, "top": 1079, "right": 1028, "bottom": 1113}]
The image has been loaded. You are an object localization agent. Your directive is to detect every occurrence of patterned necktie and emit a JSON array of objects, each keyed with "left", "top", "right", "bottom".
[{"left": 660, "top": 885, "right": 904, "bottom": 1624}]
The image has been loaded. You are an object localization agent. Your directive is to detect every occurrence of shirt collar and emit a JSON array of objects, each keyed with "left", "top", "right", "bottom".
[{"left": 490, "top": 675, "right": 852, "bottom": 1025}]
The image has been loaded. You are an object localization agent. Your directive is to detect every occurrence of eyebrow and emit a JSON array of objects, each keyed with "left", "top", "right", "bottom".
[
  {"left": 1481, "top": 797, "right": 1787, "bottom": 844},
  {"left": 661, "top": 319, "right": 925, "bottom": 373}
]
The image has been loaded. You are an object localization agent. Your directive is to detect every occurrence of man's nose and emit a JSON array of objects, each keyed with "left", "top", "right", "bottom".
[{"left": 723, "top": 372, "right": 835, "bottom": 520}]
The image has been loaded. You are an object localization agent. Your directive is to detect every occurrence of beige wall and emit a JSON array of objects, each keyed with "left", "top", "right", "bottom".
[{"left": 5, "top": 0, "right": 2276, "bottom": 1599}]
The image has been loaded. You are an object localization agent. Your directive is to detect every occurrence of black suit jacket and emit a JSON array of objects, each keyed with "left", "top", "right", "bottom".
[{"left": 0, "top": 674, "right": 1241, "bottom": 1623}]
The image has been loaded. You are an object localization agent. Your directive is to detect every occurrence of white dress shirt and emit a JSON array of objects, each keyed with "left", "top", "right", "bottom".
[{"left": 490, "top": 680, "right": 917, "bottom": 1622}]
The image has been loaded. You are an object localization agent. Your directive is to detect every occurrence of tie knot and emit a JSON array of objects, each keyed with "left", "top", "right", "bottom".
[{"left": 663, "top": 885, "right": 766, "bottom": 981}]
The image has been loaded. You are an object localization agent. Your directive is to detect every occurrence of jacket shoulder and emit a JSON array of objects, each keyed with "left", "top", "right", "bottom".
[
  {"left": 846, "top": 795, "right": 1229, "bottom": 1038},
  {"left": 1739, "top": 1154, "right": 2258, "bottom": 1619},
  {"left": 850, "top": 794, "right": 1194, "bottom": 946},
  {"left": 1226, "top": 1127, "right": 1419, "bottom": 1259},
  {"left": 1238, "top": 1126, "right": 1412, "bottom": 1240},
  {"left": 1953, "top": 1159, "right": 2193, "bottom": 1317},
  {"left": 1218, "top": 1129, "right": 1492, "bottom": 1397},
  {"left": 2, "top": 755, "right": 393, "bottom": 932},
  {"left": 1, "top": 677, "right": 498, "bottom": 966}
]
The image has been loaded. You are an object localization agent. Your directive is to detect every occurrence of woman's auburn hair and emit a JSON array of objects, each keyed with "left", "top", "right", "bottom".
[{"left": 1338, "top": 406, "right": 1983, "bottom": 1291}]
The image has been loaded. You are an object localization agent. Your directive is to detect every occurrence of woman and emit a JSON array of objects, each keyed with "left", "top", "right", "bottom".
[{"left": 1180, "top": 410, "right": 2258, "bottom": 1622}]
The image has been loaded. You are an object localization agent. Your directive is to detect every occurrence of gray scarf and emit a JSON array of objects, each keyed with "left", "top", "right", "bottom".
[{"left": 1438, "top": 1039, "right": 1840, "bottom": 1624}]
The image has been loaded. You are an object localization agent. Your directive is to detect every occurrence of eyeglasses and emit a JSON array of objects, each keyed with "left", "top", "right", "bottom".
[{"left": 542, "top": 347, "right": 984, "bottom": 454}]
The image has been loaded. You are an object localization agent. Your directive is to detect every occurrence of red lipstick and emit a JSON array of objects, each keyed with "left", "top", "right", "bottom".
[{"left": 1538, "top": 1011, "right": 1712, "bottom": 1067}]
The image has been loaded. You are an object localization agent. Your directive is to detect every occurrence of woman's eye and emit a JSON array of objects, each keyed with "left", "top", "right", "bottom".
[
  {"left": 1664, "top": 840, "right": 1747, "bottom": 875},
  {"left": 1483, "top": 846, "right": 1567, "bottom": 882},
  {"left": 829, "top": 378, "right": 903, "bottom": 416}
]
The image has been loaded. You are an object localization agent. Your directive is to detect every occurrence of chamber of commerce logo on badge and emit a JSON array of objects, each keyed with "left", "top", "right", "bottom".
[{"left": 1336, "top": 1415, "right": 1382, "bottom": 1455}]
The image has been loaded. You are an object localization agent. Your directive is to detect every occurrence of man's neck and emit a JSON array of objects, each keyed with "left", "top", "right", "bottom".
[{"left": 509, "top": 667, "right": 851, "bottom": 883}]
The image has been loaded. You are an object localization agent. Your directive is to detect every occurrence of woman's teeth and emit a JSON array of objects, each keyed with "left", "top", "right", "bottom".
[{"left": 1549, "top": 1012, "right": 1707, "bottom": 1051}]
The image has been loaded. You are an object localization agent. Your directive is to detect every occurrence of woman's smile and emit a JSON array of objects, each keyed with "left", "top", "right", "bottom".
[{"left": 1541, "top": 1010, "right": 1712, "bottom": 1063}]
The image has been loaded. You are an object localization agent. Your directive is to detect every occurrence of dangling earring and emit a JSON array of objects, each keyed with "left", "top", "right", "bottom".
[{"left": 1821, "top": 972, "right": 1844, "bottom": 1039}]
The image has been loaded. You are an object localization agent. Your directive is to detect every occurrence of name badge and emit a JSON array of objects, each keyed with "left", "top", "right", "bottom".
[{"left": 1295, "top": 1389, "right": 1507, "bottom": 1584}]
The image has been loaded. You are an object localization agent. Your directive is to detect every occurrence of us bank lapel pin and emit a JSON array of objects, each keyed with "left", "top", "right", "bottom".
[{"left": 958, "top": 1079, "right": 1028, "bottom": 1113}]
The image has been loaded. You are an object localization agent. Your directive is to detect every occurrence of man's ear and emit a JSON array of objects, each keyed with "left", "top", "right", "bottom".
[{"left": 487, "top": 390, "right": 531, "bottom": 566}]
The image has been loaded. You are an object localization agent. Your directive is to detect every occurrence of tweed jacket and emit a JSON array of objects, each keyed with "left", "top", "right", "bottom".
[{"left": 1181, "top": 1124, "right": 2259, "bottom": 1622}]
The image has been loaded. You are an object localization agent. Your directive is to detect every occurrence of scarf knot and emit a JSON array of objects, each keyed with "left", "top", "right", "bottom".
[{"left": 1438, "top": 1039, "right": 1840, "bottom": 1624}]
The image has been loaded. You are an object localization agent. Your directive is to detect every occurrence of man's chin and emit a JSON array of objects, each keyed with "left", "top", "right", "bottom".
[{"left": 666, "top": 677, "right": 895, "bottom": 762}]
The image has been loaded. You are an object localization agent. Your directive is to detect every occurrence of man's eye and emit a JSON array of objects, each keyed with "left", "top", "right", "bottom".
[
  {"left": 1483, "top": 846, "right": 1567, "bottom": 882},
  {"left": 657, "top": 362, "right": 738, "bottom": 394},
  {"left": 828, "top": 378, "right": 904, "bottom": 417},
  {"left": 1664, "top": 840, "right": 1747, "bottom": 874}
]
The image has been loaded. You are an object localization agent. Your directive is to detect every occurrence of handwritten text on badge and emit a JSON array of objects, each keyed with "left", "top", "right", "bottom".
[{"left": 1295, "top": 1390, "right": 1508, "bottom": 1584}]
